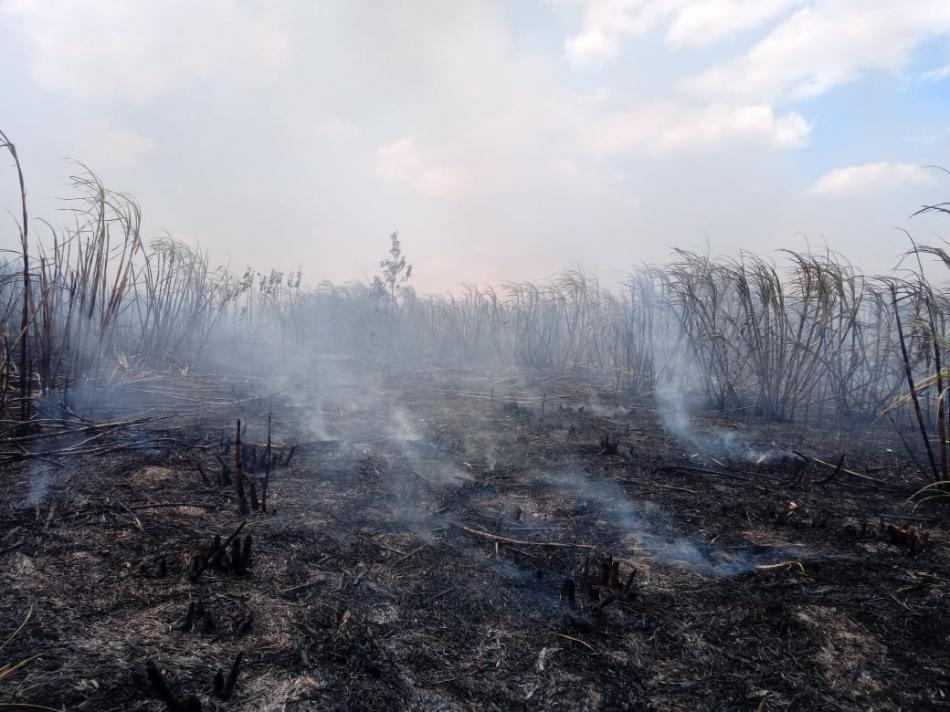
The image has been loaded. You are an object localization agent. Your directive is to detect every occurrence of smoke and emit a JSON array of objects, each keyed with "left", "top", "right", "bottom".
[
  {"left": 375, "top": 405, "right": 471, "bottom": 537},
  {"left": 543, "top": 469, "right": 784, "bottom": 576},
  {"left": 387, "top": 406, "right": 422, "bottom": 443},
  {"left": 583, "top": 395, "right": 628, "bottom": 419},
  {"left": 463, "top": 431, "right": 499, "bottom": 473},
  {"left": 389, "top": 407, "right": 471, "bottom": 487},
  {"left": 298, "top": 398, "right": 333, "bottom": 442},
  {"left": 25, "top": 461, "right": 52, "bottom": 507},
  {"left": 655, "top": 380, "right": 791, "bottom": 465},
  {"left": 226, "top": 342, "right": 774, "bottom": 575}
]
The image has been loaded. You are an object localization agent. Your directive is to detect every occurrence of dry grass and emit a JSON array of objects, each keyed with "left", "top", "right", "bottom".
[{"left": 1, "top": 129, "right": 949, "bottom": 487}]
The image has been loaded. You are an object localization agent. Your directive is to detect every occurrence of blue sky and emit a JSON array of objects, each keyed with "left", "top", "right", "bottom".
[{"left": 1, "top": 0, "right": 948, "bottom": 290}]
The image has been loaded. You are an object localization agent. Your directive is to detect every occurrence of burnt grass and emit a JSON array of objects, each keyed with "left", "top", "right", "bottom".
[{"left": 1, "top": 366, "right": 949, "bottom": 711}]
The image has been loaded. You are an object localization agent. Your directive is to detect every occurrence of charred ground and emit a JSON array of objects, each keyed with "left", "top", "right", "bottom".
[{"left": 1, "top": 364, "right": 948, "bottom": 711}]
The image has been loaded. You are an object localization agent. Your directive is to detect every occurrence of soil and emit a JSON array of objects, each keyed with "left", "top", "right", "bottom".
[{"left": 1, "top": 360, "right": 948, "bottom": 711}]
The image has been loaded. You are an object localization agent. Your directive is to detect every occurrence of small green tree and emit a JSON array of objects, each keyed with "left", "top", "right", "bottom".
[
  {"left": 371, "top": 232, "right": 412, "bottom": 308},
  {"left": 371, "top": 232, "right": 412, "bottom": 358}
]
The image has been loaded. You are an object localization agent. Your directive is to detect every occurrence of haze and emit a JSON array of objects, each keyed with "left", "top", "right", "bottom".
[{"left": 1, "top": 0, "right": 949, "bottom": 291}]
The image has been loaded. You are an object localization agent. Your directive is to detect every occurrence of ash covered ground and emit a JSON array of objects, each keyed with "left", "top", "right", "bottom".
[{"left": 1, "top": 360, "right": 948, "bottom": 711}]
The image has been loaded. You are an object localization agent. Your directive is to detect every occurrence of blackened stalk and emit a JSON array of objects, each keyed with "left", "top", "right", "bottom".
[
  {"left": 0, "top": 131, "right": 30, "bottom": 425},
  {"left": 235, "top": 419, "right": 248, "bottom": 514},
  {"left": 892, "top": 285, "right": 939, "bottom": 481},
  {"left": 262, "top": 411, "right": 271, "bottom": 513},
  {"left": 927, "top": 297, "right": 948, "bottom": 481},
  {"left": 911, "top": 238, "right": 948, "bottom": 482}
]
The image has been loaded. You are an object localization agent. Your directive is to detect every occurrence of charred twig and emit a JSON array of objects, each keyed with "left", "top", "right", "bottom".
[
  {"left": 249, "top": 479, "right": 259, "bottom": 511},
  {"left": 145, "top": 661, "right": 201, "bottom": 712},
  {"left": 241, "top": 534, "right": 252, "bottom": 569},
  {"left": 624, "top": 569, "right": 637, "bottom": 598},
  {"left": 235, "top": 611, "right": 254, "bottom": 636},
  {"left": 613, "top": 476, "right": 698, "bottom": 494},
  {"left": 599, "top": 433, "right": 619, "bottom": 456},
  {"left": 193, "top": 521, "right": 247, "bottom": 580},
  {"left": 817, "top": 454, "right": 846, "bottom": 486},
  {"left": 214, "top": 651, "right": 243, "bottom": 700},
  {"left": 227, "top": 534, "right": 252, "bottom": 575},
  {"left": 279, "top": 573, "right": 334, "bottom": 595},
  {"left": 792, "top": 452, "right": 902, "bottom": 490},
  {"left": 427, "top": 585, "right": 458, "bottom": 603},
  {"left": 561, "top": 578, "right": 576, "bottom": 609},
  {"left": 282, "top": 444, "right": 296, "bottom": 467},
  {"left": 212, "top": 671, "right": 225, "bottom": 698},
  {"left": 392, "top": 544, "right": 426, "bottom": 565},
  {"left": 214, "top": 454, "right": 232, "bottom": 486},
  {"left": 262, "top": 411, "right": 272, "bottom": 513},
  {"left": 179, "top": 602, "right": 197, "bottom": 633},
  {"left": 421, "top": 665, "right": 495, "bottom": 688},
  {"left": 235, "top": 419, "right": 248, "bottom": 514},
  {"left": 886, "top": 411, "right": 929, "bottom": 482},
  {"left": 116, "top": 501, "right": 145, "bottom": 532},
  {"left": 230, "top": 538, "right": 243, "bottom": 574}
]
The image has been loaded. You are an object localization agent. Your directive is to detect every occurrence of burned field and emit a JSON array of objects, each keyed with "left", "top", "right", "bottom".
[
  {"left": 2, "top": 366, "right": 948, "bottom": 711},
  {"left": 1, "top": 141, "right": 949, "bottom": 710}
]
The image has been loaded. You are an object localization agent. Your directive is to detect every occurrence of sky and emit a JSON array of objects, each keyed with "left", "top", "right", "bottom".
[{"left": 0, "top": 0, "right": 948, "bottom": 292}]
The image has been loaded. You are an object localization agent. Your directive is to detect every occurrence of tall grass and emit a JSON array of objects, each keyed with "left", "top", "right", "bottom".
[
  {"left": 0, "top": 151, "right": 248, "bottom": 416},
  {"left": 2, "top": 131, "right": 948, "bottom": 481}
]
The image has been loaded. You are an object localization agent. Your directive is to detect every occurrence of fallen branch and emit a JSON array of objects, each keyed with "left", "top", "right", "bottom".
[
  {"left": 128, "top": 502, "right": 217, "bottom": 512},
  {"left": 459, "top": 525, "right": 594, "bottom": 550},
  {"left": 554, "top": 633, "right": 595, "bottom": 651},
  {"left": 792, "top": 451, "right": 899, "bottom": 488},
  {"left": 754, "top": 560, "right": 805, "bottom": 573},
  {"left": 279, "top": 573, "right": 334, "bottom": 594},
  {"left": 655, "top": 465, "right": 752, "bottom": 482}
]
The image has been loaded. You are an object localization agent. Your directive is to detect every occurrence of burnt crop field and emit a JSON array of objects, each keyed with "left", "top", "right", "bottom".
[{"left": 0, "top": 134, "right": 949, "bottom": 711}]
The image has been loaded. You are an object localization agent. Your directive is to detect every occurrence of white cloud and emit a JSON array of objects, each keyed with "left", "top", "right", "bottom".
[
  {"left": 566, "top": 27, "right": 618, "bottom": 65},
  {"left": 687, "top": 1, "right": 950, "bottom": 102},
  {"left": 2, "top": 0, "right": 290, "bottom": 103},
  {"left": 921, "top": 64, "right": 950, "bottom": 82},
  {"left": 666, "top": 0, "right": 802, "bottom": 48},
  {"left": 375, "top": 137, "right": 469, "bottom": 199},
  {"left": 808, "top": 162, "right": 937, "bottom": 197},
  {"left": 565, "top": 0, "right": 685, "bottom": 65},
  {"left": 563, "top": 0, "right": 799, "bottom": 64},
  {"left": 590, "top": 102, "right": 810, "bottom": 155}
]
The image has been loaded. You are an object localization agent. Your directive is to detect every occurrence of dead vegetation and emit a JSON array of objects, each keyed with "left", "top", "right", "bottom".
[{"left": 1, "top": 369, "right": 949, "bottom": 710}]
